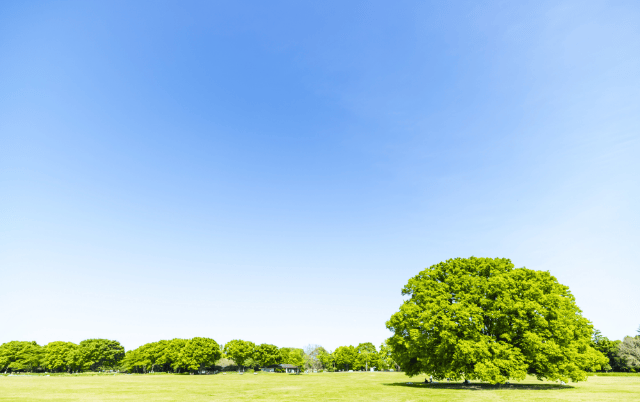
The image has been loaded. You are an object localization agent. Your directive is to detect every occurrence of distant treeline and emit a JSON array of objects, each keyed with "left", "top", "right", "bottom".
[
  {"left": 4, "top": 330, "right": 635, "bottom": 374},
  {"left": 592, "top": 330, "right": 640, "bottom": 372},
  {"left": 0, "top": 338, "right": 399, "bottom": 374}
]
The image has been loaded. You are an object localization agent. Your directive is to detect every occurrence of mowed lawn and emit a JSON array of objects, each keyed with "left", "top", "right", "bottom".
[{"left": 1, "top": 372, "right": 639, "bottom": 401}]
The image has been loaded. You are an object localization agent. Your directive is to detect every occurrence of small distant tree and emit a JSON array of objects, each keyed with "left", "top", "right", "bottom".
[
  {"left": 123, "top": 342, "right": 155, "bottom": 373},
  {"left": 244, "top": 357, "right": 260, "bottom": 370},
  {"left": 223, "top": 340, "right": 256, "bottom": 372},
  {"left": 15, "top": 342, "right": 44, "bottom": 372},
  {"left": 378, "top": 342, "right": 398, "bottom": 371},
  {"left": 333, "top": 346, "right": 357, "bottom": 371},
  {"left": 178, "top": 337, "right": 222, "bottom": 373},
  {"left": 616, "top": 337, "right": 640, "bottom": 371},
  {"left": 317, "top": 349, "right": 334, "bottom": 371},
  {"left": 215, "top": 357, "right": 236, "bottom": 371},
  {"left": 254, "top": 344, "right": 281, "bottom": 367},
  {"left": 279, "top": 347, "right": 305, "bottom": 369},
  {"left": 44, "top": 342, "right": 80, "bottom": 373},
  {"left": 147, "top": 340, "right": 170, "bottom": 372},
  {"left": 354, "top": 343, "right": 378, "bottom": 371},
  {"left": 592, "top": 330, "right": 617, "bottom": 372},
  {"left": 303, "top": 345, "right": 326, "bottom": 371},
  {"left": 121, "top": 349, "right": 144, "bottom": 373},
  {"left": 156, "top": 338, "right": 187, "bottom": 373},
  {"left": 78, "top": 339, "right": 125, "bottom": 371}
]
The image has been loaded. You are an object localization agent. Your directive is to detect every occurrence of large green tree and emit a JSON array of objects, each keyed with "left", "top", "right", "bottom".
[
  {"left": 43, "top": 341, "right": 80, "bottom": 373},
  {"left": 333, "top": 346, "right": 357, "bottom": 371},
  {"left": 178, "top": 337, "right": 221, "bottom": 373},
  {"left": 279, "top": 347, "right": 305, "bottom": 369},
  {"left": 223, "top": 340, "right": 255, "bottom": 371},
  {"left": 254, "top": 344, "right": 281, "bottom": 367},
  {"left": 354, "top": 342, "right": 379, "bottom": 371},
  {"left": 0, "top": 341, "right": 43, "bottom": 373},
  {"left": 77, "top": 339, "right": 125, "bottom": 371},
  {"left": 157, "top": 338, "right": 187, "bottom": 372},
  {"left": 386, "top": 257, "right": 607, "bottom": 383}
]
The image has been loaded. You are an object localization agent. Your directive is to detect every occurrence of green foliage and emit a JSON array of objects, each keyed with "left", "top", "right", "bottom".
[
  {"left": 592, "top": 330, "right": 620, "bottom": 372},
  {"left": 0, "top": 341, "right": 43, "bottom": 373},
  {"left": 77, "top": 339, "right": 125, "bottom": 371},
  {"left": 178, "top": 337, "right": 222, "bottom": 372},
  {"left": 43, "top": 341, "right": 80, "bottom": 373},
  {"left": 354, "top": 343, "right": 379, "bottom": 370},
  {"left": 386, "top": 257, "right": 607, "bottom": 384},
  {"left": 378, "top": 341, "right": 398, "bottom": 371},
  {"left": 254, "top": 344, "right": 281, "bottom": 367},
  {"left": 333, "top": 346, "right": 357, "bottom": 371},
  {"left": 158, "top": 339, "right": 187, "bottom": 372},
  {"left": 616, "top": 337, "right": 640, "bottom": 371},
  {"left": 223, "top": 340, "right": 255, "bottom": 369},
  {"left": 121, "top": 342, "right": 161, "bottom": 373},
  {"left": 244, "top": 357, "right": 259, "bottom": 370},
  {"left": 279, "top": 347, "right": 305, "bottom": 368},
  {"left": 122, "top": 338, "right": 222, "bottom": 373},
  {"left": 316, "top": 348, "right": 334, "bottom": 370},
  {"left": 304, "top": 345, "right": 328, "bottom": 370}
]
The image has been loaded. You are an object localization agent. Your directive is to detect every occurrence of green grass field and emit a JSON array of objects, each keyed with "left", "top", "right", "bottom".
[{"left": 1, "top": 372, "right": 639, "bottom": 401}]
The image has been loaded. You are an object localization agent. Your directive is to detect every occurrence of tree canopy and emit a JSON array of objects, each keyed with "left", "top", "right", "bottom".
[
  {"left": 0, "top": 341, "right": 43, "bottom": 373},
  {"left": 616, "top": 336, "right": 640, "bottom": 371},
  {"left": 316, "top": 348, "right": 334, "bottom": 370},
  {"left": 178, "top": 337, "right": 222, "bottom": 373},
  {"left": 159, "top": 339, "right": 187, "bottom": 372},
  {"left": 254, "top": 344, "right": 280, "bottom": 367},
  {"left": 43, "top": 341, "right": 80, "bottom": 373},
  {"left": 354, "top": 342, "right": 379, "bottom": 370},
  {"left": 77, "top": 339, "right": 125, "bottom": 371},
  {"left": 333, "top": 346, "right": 357, "bottom": 371},
  {"left": 386, "top": 257, "right": 607, "bottom": 383},
  {"left": 223, "top": 340, "right": 255, "bottom": 369},
  {"left": 279, "top": 347, "right": 305, "bottom": 368},
  {"left": 378, "top": 341, "right": 399, "bottom": 371},
  {"left": 303, "top": 345, "right": 327, "bottom": 371}
]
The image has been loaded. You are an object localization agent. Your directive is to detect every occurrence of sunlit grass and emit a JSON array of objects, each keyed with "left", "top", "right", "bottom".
[{"left": 1, "top": 371, "right": 639, "bottom": 401}]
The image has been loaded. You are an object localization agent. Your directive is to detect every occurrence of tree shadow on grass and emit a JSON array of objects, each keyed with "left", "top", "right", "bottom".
[{"left": 383, "top": 382, "right": 574, "bottom": 391}]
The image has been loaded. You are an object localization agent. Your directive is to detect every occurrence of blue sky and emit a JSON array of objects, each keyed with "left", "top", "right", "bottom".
[{"left": 1, "top": 0, "right": 639, "bottom": 351}]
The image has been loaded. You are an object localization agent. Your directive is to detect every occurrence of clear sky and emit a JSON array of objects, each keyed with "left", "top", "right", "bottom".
[{"left": 1, "top": 0, "right": 639, "bottom": 351}]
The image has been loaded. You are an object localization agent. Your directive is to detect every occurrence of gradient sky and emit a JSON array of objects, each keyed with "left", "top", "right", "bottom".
[{"left": 1, "top": 0, "right": 639, "bottom": 351}]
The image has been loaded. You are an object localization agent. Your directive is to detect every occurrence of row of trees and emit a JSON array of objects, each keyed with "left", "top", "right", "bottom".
[
  {"left": 311, "top": 343, "right": 399, "bottom": 372},
  {"left": 592, "top": 329, "right": 640, "bottom": 372},
  {"left": 1, "top": 337, "right": 400, "bottom": 374},
  {"left": 6, "top": 330, "right": 633, "bottom": 376},
  {"left": 123, "top": 339, "right": 307, "bottom": 373},
  {"left": 0, "top": 339, "right": 124, "bottom": 373},
  {"left": 122, "top": 337, "right": 221, "bottom": 373}
]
